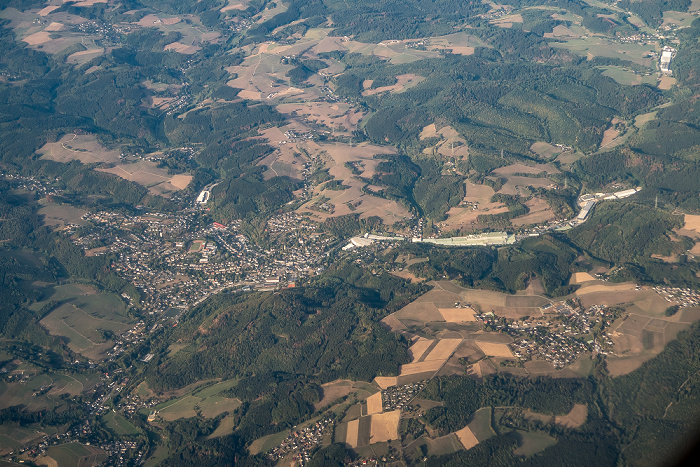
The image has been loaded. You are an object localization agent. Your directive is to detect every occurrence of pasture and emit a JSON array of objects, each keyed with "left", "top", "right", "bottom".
[
  {"left": 38, "top": 204, "right": 87, "bottom": 227},
  {"left": 513, "top": 431, "right": 557, "bottom": 456},
  {"left": 39, "top": 293, "right": 132, "bottom": 360},
  {"left": 102, "top": 410, "right": 141, "bottom": 436},
  {"left": 147, "top": 380, "right": 241, "bottom": 422},
  {"left": 598, "top": 66, "right": 657, "bottom": 86},
  {"left": 40, "top": 443, "right": 106, "bottom": 467},
  {"left": 551, "top": 37, "right": 657, "bottom": 67}
]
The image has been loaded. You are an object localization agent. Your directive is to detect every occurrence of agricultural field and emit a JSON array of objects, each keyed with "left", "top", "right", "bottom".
[
  {"left": 598, "top": 66, "right": 658, "bottom": 86},
  {"left": 39, "top": 293, "right": 133, "bottom": 360},
  {"left": 39, "top": 134, "right": 121, "bottom": 165},
  {"left": 96, "top": 161, "right": 192, "bottom": 197},
  {"left": 37, "top": 443, "right": 106, "bottom": 467},
  {"left": 145, "top": 379, "right": 241, "bottom": 422},
  {"left": 551, "top": 36, "right": 658, "bottom": 67},
  {"left": 101, "top": 410, "right": 141, "bottom": 436},
  {"left": 513, "top": 431, "right": 557, "bottom": 456},
  {"left": 37, "top": 204, "right": 87, "bottom": 227}
]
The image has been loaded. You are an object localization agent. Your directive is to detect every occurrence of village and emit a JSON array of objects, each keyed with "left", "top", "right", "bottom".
[{"left": 72, "top": 210, "right": 337, "bottom": 319}]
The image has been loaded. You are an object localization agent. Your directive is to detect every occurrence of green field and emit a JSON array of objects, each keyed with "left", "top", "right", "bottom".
[
  {"left": 513, "top": 430, "right": 557, "bottom": 456},
  {"left": 102, "top": 410, "right": 141, "bottom": 436},
  {"left": 147, "top": 380, "right": 241, "bottom": 422},
  {"left": 551, "top": 38, "right": 656, "bottom": 67},
  {"left": 39, "top": 291, "right": 132, "bottom": 359},
  {"left": 468, "top": 408, "right": 496, "bottom": 441},
  {"left": 43, "top": 443, "right": 106, "bottom": 467},
  {"left": 598, "top": 67, "right": 657, "bottom": 86}
]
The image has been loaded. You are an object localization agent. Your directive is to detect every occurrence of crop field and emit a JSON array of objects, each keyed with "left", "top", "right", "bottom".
[
  {"left": 0, "top": 426, "right": 48, "bottom": 454},
  {"left": 425, "top": 32, "right": 486, "bottom": 55},
  {"left": 498, "top": 175, "right": 557, "bottom": 197},
  {"left": 551, "top": 37, "right": 656, "bottom": 67},
  {"left": 476, "top": 341, "right": 514, "bottom": 358},
  {"left": 493, "top": 162, "right": 560, "bottom": 176},
  {"left": 148, "top": 381, "right": 241, "bottom": 422},
  {"left": 370, "top": 410, "right": 401, "bottom": 443},
  {"left": 97, "top": 160, "right": 192, "bottom": 196},
  {"left": 554, "top": 403, "right": 587, "bottom": 428},
  {"left": 511, "top": 198, "right": 555, "bottom": 226},
  {"left": 294, "top": 141, "right": 411, "bottom": 224},
  {"left": 315, "top": 380, "right": 355, "bottom": 409},
  {"left": 102, "top": 410, "right": 141, "bottom": 436},
  {"left": 311, "top": 34, "right": 439, "bottom": 64},
  {"left": 40, "top": 293, "right": 132, "bottom": 359},
  {"left": 362, "top": 74, "right": 425, "bottom": 96},
  {"left": 570, "top": 272, "right": 596, "bottom": 284},
  {"left": 454, "top": 425, "right": 479, "bottom": 449},
  {"left": 345, "top": 419, "right": 360, "bottom": 448},
  {"left": 423, "top": 339, "right": 463, "bottom": 361},
  {"left": 40, "top": 443, "right": 106, "bottom": 467},
  {"left": 409, "top": 338, "right": 434, "bottom": 362},
  {"left": 248, "top": 429, "right": 290, "bottom": 455},
  {"left": 530, "top": 142, "right": 564, "bottom": 159},
  {"left": 397, "top": 360, "right": 444, "bottom": 376},
  {"left": 513, "top": 431, "right": 557, "bottom": 456},
  {"left": 208, "top": 414, "right": 238, "bottom": 439},
  {"left": 576, "top": 282, "right": 636, "bottom": 296},
  {"left": 366, "top": 392, "right": 383, "bottom": 415},
  {"left": 438, "top": 307, "right": 477, "bottom": 322},
  {"left": 491, "top": 13, "right": 524, "bottom": 28},
  {"left": 38, "top": 204, "right": 87, "bottom": 227},
  {"left": 598, "top": 66, "right": 657, "bottom": 86},
  {"left": 276, "top": 102, "right": 363, "bottom": 134},
  {"left": 66, "top": 47, "right": 105, "bottom": 64},
  {"left": 131, "top": 14, "right": 220, "bottom": 50},
  {"left": 39, "top": 134, "right": 121, "bottom": 164},
  {"left": 468, "top": 407, "right": 496, "bottom": 441},
  {"left": 420, "top": 124, "right": 469, "bottom": 159}
]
